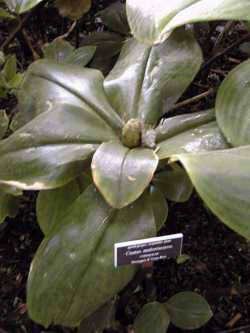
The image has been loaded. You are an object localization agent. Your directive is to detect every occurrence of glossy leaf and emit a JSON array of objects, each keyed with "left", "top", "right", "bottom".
[
  {"left": 0, "top": 192, "right": 19, "bottom": 223},
  {"left": 166, "top": 292, "right": 212, "bottom": 330},
  {"left": 4, "top": 0, "right": 43, "bottom": 13},
  {"left": 104, "top": 29, "right": 202, "bottom": 124},
  {"left": 37, "top": 181, "right": 82, "bottom": 235},
  {"left": 98, "top": 2, "right": 129, "bottom": 35},
  {"left": 157, "top": 122, "right": 228, "bottom": 160},
  {"left": 78, "top": 299, "right": 116, "bottom": 333},
  {"left": 153, "top": 164, "right": 193, "bottom": 203},
  {"left": 81, "top": 31, "right": 125, "bottom": 75},
  {"left": 44, "top": 39, "right": 96, "bottom": 67},
  {"left": 16, "top": 60, "right": 122, "bottom": 130},
  {"left": 43, "top": 39, "right": 74, "bottom": 62},
  {"left": 0, "top": 102, "right": 118, "bottom": 190},
  {"left": 66, "top": 46, "right": 96, "bottom": 66},
  {"left": 27, "top": 185, "right": 156, "bottom": 327},
  {"left": 134, "top": 302, "right": 170, "bottom": 333},
  {"left": 0, "top": 110, "right": 9, "bottom": 139},
  {"left": 3, "top": 55, "right": 16, "bottom": 81},
  {"left": 55, "top": 0, "right": 91, "bottom": 19},
  {"left": 178, "top": 146, "right": 250, "bottom": 239},
  {"left": 126, "top": 0, "right": 250, "bottom": 45},
  {"left": 92, "top": 141, "right": 158, "bottom": 208},
  {"left": 156, "top": 109, "right": 215, "bottom": 142},
  {"left": 216, "top": 58, "right": 250, "bottom": 146},
  {"left": 149, "top": 186, "right": 168, "bottom": 231}
]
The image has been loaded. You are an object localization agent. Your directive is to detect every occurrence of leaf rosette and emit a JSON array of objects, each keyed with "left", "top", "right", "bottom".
[{"left": 1, "top": 25, "right": 250, "bottom": 327}]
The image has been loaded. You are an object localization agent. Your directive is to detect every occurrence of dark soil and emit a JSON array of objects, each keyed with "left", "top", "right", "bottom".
[{"left": 0, "top": 1, "right": 250, "bottom": 333}]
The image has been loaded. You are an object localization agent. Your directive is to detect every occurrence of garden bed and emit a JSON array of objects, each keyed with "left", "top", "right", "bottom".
[{"left": 0, "top": 1, "right": 250, "bottom": 332}]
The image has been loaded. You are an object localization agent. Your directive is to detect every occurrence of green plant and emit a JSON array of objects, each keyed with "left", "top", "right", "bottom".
[
  {"left": 80, "top": 1, "right": 130, "bottom": 74},
  {"left": 0, "top": 110, "right": 20, "bottom": 223},
  {"left": 0, "top": 54, "right": 23, "bottom": 98},
  {"left": 126, "top": 0, "right": 250, "bottom": 44},
  {"left": 134, "top": 292, "right": 212, "bottom": 333},
  {"left": 78, "top": 292, "right": 212, "bottom": 333},
  {"left": 0, "top": 24, "right": 249, "bottom": 328},
  {"left": 3, "top": 0, "right": 44, "bottom": 13}
]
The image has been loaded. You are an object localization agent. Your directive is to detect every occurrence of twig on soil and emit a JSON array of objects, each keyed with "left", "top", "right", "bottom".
[
  {"left": 54, "top": 20, "right": 77, "bottom": 41},
  {"left": 226, "top": 313, "right": 242, "bottom": 329},
  {"left": 22, "top": 29, "right": 40, "bottom": 60},
  {"left": 203, "top": 32, "right": 250, "bottom": 69},
  {"left": 212, "top": 21, "right": 235, "bottom": 54},
  {"left": 171, "top": 88, "right": 213, "bottom": 110}
]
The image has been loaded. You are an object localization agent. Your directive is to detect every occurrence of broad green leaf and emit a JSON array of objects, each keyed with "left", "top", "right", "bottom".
[
  {"left": 216, "top": 58, "right": 250, "bottom": 146},
  {"left": 78, "top": 299, "right": 116, "bottom": 333},
  {"left": 27, "top": 185, "right": 156, "bottom": 327},
  {"left": 104, "top": 29, "right": 202, "bottom": 125},
  {"left": 156, "top": 109, "right": 215, "bottom": 142},
  {"left": 126, "top": 0, "right": 250, "bottom": 45},
  {"left": 55, "top": 0, "right": 91, "bottom": 19},
  {"left": 80, "top": 32, "right": 125, "bottom": 75},
  {"left": 0, "top": 102, "right": 117, "bottom": 190},
  {"left": 37, "top": 180, "right": 82, "bottom": 236},
  {"left": 0, "top": 110, "right": 9, "bottom": 139},
  {"left": 16, "top": 60, "right": 122, "bottom": 130},
  {"left": 134, "top": 302, "right": 170, "bottom": 333},
  {"left": 98, "top": 2, "right": 129, "bottom": 35},
  {"left": 81, "top": 32, "right": 124, "bottom": 58},
  {"left": 149, "top": 186, "right": 168, "bottom": 231},
  {"left": 92, "top": 141, "right": 158, "bottom": 208},
  {"left": 66, "top": 46, "right": 96, "bottom": 66},
  {"left": 3, "top": 55, "right": 16, "bottom": 82},
  {"left": 43, "top": 39, "right": 74, "bottom": 63},
  {"left": 0, "top": 192, "right": 19, "bottom": 223},
  {"left": 166, "top": 292, "right": 212, "bottom": 330},
  {"left": 157, "top": 122, "right": 228, "bottom": 160},
  {"left": 4, "top": 0, "right": 43, "bottom": 13},
  {"left": 44, "top": 40, "right": 96, "bottom": 66},
  {"left": 153, "top": 164, "right": 193, "bottom": 203},
  {"left": 178, "top": 146, "right": 250, "bottom": 239}
]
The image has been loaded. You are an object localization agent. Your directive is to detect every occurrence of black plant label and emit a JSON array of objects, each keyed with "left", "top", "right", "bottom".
[{"left": 114, "top": 234, "right": 183, "bottom": 267}]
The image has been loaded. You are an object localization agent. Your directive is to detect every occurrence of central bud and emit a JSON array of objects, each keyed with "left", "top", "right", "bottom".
[{"left": 121, "top": 118, "right": 141, "bottom": 148}]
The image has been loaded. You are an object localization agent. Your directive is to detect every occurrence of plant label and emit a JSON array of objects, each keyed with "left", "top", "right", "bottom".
[{"left": 114, "top": 233, "right": 183, "bottom": 267}]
